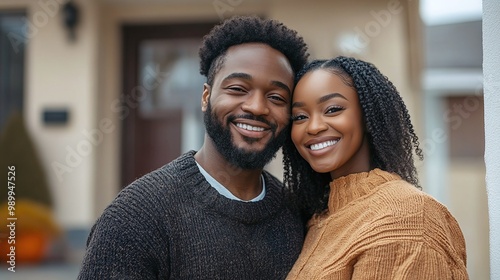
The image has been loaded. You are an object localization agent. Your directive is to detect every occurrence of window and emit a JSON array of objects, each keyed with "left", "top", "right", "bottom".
[
  {"left": 0, "top": 11, "right": 26, "bottom": 133},
  {"left": 447, "top": 94, "right": 484, "bottom": 159}
]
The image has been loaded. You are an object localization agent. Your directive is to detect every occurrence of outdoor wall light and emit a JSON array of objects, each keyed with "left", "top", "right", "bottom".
[
  {"left": 63, "top": 0, "right": 79, "bottom": 41},
  {"left": 42, "top": 108, "right": 70, "bottom": 126}
]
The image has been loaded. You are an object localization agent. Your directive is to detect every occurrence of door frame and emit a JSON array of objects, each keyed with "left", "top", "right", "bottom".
[{"left": 121, "top": 22, "right": 216, "bottom": 187}]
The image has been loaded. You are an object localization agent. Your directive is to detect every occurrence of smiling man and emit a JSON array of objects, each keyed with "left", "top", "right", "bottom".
[
  {"left": 78, "top": 16, "right": 309, "bottom": 280},
  {"left": 196, "top": 42, "right": 295, "bottom": 199}
]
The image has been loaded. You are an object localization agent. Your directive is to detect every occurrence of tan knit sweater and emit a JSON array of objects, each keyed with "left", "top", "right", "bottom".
[{"left": 287, "top": 169, "right": 468, "bottom": 280}]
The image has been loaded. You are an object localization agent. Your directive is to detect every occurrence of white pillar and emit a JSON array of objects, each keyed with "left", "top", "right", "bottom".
[
  {"left": 483, "top": 0, "right": 500, "bottom": 278},
  {"left": 422, "top": 92, "right": 449, "bottom": 205}
]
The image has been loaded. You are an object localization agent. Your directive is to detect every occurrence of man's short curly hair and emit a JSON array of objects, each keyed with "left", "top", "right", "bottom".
[{"left": 199, "top": 15, "right": 309, "bottom": 85}]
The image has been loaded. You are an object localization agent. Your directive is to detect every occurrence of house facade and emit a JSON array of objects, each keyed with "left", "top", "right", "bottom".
[{"left": 0, "top": 0, "right": 488, "bottom": 278}]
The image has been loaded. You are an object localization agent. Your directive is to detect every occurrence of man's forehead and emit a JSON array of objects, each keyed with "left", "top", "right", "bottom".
[
  {"left": 224, "top": 42, "right": 283, "bottom": 59},
  {"left": 217, "top": 43, "right": 293, "bottom": 78}
]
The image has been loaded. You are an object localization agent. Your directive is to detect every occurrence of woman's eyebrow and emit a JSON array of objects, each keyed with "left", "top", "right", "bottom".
[
  {"left": 292, "top": 92, "right": 347, "bottom": 109},
  {"left": 318, "top": 93, "right": 347, "bottom": 104}
]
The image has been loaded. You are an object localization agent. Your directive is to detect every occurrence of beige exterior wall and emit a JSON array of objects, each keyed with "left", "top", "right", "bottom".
[
  {"left": 0, "top": 0, "right": 488, "bottom": 278},
  {"left": 449, "top": 160, "right": 489, "bottom": 279},
  {"left": 0, "top": 0, "right": 100, "bottom": 227}
]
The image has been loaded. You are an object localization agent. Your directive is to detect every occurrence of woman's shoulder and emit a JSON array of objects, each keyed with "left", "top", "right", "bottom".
[
  {"left": 374, "top": 178, "right": 452, "bottom": 216},
  {"left": 369, "top": 177, "right": 427, "bottom": 213},
  {"left": 371, "top": 178, "right": 465, "bottom": 241},
  {"left": 379, "top": 180, "right": 466, "bottom": 265}
]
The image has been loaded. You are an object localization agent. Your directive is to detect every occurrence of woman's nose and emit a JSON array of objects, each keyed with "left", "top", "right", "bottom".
[{"left": 306, "top": 115, "right": 328, "bottom": 135}]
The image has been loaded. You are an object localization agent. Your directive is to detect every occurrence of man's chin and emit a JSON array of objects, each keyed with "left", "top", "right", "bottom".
[
  {"left": 233, "top": 142, "right": 268, "bottom": 154},
  {"left": 231, "top": 148, "right": 279, "bottom": 168}
]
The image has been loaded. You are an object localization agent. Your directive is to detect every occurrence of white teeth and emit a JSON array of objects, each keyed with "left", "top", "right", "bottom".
[
  {"left": 236, "top": 123, "right": 265, "bottom": 132},
  {"left": 310, "top": 140, "right": 338, "bottom": 151}
]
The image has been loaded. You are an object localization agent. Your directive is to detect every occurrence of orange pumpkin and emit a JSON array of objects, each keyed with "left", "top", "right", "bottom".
[{"left": 0, "top": 232, "right": 50, "bottom": 264}]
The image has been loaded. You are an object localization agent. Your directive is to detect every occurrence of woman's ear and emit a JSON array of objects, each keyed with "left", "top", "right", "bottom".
[{"left": 202, "top": 83, "right": 210, "bottom": 112}]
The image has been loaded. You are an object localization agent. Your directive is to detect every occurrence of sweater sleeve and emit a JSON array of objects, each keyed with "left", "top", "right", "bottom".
[
  {"left": 351, "top": 241, "right": 469, "bottom": 280},
  {"left": 77, "top": 188, "right": 169, "bottom": 279},
  {"left": 350, "top": 189, "right": 469, "bottom": 280}
]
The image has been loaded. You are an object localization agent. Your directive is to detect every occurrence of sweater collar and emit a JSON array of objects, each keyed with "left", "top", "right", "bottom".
[
  {"left": 176, "top": 151, "right": 286, "bottom": 224},
  {"left": 327, "top": 168, "right": 401, "bottom": 214}
]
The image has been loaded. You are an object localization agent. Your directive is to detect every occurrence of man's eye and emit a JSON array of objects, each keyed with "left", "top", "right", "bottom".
[
  {"left": 269, "top": 95, "right": 286, "bottom": 103},
  {"left": 227, "top": 87, "right": 246, "bottom": 92}
]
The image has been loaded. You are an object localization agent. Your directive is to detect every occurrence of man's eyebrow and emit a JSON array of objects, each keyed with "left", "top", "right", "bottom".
[
  {"left": 222, "top": 72, "right": 291, "bottom": 95},
  {"left": 292, "top": 93, "right": 347, "bottom": 109},
  {"left": 221, "top": 72, "right": 252, "bottom": 82},
  {"left": 271, "top": 81, "right": 291, "bottom": 95}
]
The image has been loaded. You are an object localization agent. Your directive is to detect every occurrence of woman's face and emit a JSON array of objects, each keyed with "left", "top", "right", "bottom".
[{"left": 291, "top": 69, "right": 371, "bottom": 179}]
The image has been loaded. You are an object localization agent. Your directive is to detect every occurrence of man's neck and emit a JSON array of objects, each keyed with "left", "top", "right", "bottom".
[{"left": 194, "top": 145, "right": 264, "bottom": 201}]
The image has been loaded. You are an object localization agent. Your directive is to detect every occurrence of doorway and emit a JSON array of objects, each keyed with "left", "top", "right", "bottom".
[{"left": 121, "top": 22, "right": 215, "bottom": 187}]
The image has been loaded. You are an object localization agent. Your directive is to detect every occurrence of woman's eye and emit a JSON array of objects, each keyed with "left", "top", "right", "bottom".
[
  {"left": 291, "top": 114, "right": 307, "bottom": 122},
  {"left": 326, "top": 106, "right": 344, "bottom": 114}
]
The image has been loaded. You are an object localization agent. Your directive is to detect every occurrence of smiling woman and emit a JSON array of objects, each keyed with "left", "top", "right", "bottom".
[
  {"left": 291, "top": 70, "right": 369, "bottom": 178},
  {"left": 283, "top": 56, "right": 469, "bottom": 279}
]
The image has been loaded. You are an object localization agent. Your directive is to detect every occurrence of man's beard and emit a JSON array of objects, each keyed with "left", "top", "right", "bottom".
[{"left": 203, "top": 101, "right": 288, "bottom": 169}]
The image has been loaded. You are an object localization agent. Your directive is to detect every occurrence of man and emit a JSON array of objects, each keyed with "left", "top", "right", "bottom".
[{"left": 78, "top": 15, "right": 308, "bottom": 279}]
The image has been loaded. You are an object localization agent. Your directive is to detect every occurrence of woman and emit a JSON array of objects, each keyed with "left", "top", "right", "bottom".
[{"left": 283, "top": 56, "right": 468, "bottom": 279}]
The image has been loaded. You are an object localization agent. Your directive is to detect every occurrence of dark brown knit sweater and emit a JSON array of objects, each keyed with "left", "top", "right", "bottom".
[{"left": 78, "top": 151, "right": 304, "bottom": 279}]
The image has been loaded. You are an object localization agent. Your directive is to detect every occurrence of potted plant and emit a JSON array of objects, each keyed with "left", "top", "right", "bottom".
[{"left": 0, "top": 113, "right": 61, "bottom": 264}]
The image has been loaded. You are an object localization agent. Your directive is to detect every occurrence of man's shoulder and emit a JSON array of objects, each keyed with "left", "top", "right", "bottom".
[
  {"left": 129, "top": 150, "right": 197, "bottom": 186},
  {"left": 262, "top": 170, "right": 284, "bottom": 188},
  {"left": 113, "top": 151, "right": 199, "bottom": 205}
]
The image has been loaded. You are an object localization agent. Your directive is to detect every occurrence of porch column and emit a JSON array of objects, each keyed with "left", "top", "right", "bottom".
[{"left": 483, "top": 0, "right": 500, "bottom": 278}]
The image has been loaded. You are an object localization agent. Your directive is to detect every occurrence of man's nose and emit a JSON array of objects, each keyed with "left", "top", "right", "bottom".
[{"left": 241, "top": 92, "right": 270, "bottom": 116}]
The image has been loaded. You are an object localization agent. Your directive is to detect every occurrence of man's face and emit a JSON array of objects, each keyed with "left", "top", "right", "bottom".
[{"left": 202, "top": 43, "right": 294, "bottom": 169}]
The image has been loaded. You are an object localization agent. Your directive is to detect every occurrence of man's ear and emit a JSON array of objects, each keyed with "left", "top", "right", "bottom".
[{"left": 201, "top": 83, "right": 210, "bottom": 112}]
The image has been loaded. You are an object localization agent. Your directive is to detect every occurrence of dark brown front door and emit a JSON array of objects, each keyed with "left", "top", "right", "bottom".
[{"left": 121, "top": 22, "right": 215, "bottom": 187}]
